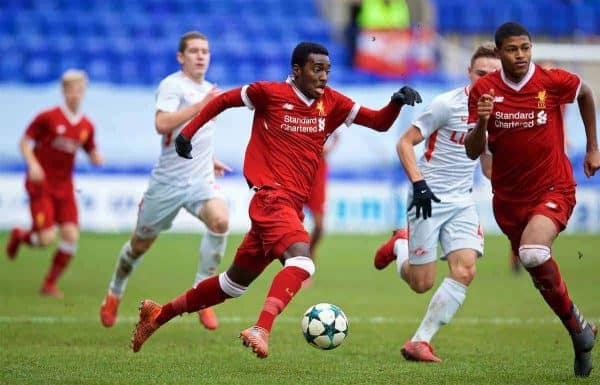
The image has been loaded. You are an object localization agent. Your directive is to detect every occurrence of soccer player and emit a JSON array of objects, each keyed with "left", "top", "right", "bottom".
[
  {"left": 131, "top": 41, "right": 422, "bottom": 358},
  {"left": 465, "top": 22, "right": 599, "bottom": 377},
  {"left": 305, "top": 131, "right": 339, "bottom": 259},
  {"left": 373, "top": 43, "right": 498, "bottom": 362},
  {"left": 99, "top": 31, "right": 230, "bottom": 330},
  {"left": 5, "top": 69, "right": 103, "bottom": 298}
]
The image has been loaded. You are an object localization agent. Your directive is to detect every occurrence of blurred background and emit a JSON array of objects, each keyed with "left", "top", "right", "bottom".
[{"left": 1, "top": 0, "right": 600, "bottom": 234}]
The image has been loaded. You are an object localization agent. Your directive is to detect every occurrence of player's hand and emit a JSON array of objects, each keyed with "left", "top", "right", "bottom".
[
  {"left": 478, "top": 88, "right": 495, "bottom": 120},
  {"left": 408, "top": 179, "right": 440, "bottom": 220},
  {"left": 175, "top": 133, "right": 193, "bottom": 159},
  {"left": 28, "top": 161, "right": 45, "bottom": 182},
  {"left": 391, "top": 86, "right": 422, "bottom": 107},
  {"left": 583, "top": 150, "right": 600, "bottom": 177},
  {"left": 213, "top": 158, "right": 232, "bottom": 177}
]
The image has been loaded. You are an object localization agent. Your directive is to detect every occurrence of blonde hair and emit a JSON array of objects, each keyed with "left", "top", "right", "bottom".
[{"left": 61, "top": 69, "right": 88, "bottom": 87}]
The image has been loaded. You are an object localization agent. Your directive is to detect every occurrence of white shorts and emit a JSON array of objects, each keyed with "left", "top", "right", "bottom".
[
  {"left": 407, "top": 199, "right": 484, "bottom": 265},
  {"left": 135, "top": 177, "right": 224, "bottom": 239}
]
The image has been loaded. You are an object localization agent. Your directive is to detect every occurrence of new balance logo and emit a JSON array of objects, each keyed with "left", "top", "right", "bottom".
[
  {"left": 493, "top": 96, "right": 504, "bottom": 103},
  {"left": 283, "top": 103, "right": 294, "bottom": 111}
]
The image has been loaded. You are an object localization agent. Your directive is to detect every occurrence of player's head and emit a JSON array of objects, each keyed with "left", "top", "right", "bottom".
[
  {"left": 177, "top": 31, "right": 210, "bottom": 81},
  {"left": 494, "top": 22, "right": 532, "bottom": 81},
  {"left": 291, "top": 42, "right": 330, "bottom": 99},
  {"left": 61, "top": 69, "right": 87, "bottom": 113},
  {"left": 468, "top": 42, "right": 501, "bottom": 85}
]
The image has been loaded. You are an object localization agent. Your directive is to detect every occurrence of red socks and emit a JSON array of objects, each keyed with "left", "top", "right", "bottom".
[
  {"left": 43, "top": 248, "right": 73, "bottom": 288},
  {"left": 526, "top": 257, "right": 579, "bottom": 333},
  {"left": 21, "top": 230, "right": 38, "bottom": 246},
  {"left": 156, "top": 275, "right": 231, "bottom": 325},
  {"left": 256, "top": 266, "right": 310, "bottom": 332}
]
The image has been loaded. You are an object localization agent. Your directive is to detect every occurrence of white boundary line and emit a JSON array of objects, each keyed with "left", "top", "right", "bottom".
[{"left": 1, "top": 315, "right": 597, "bottom": 325}]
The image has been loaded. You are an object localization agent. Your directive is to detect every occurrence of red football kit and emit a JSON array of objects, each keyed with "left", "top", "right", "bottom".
[
  {"left": 468, "top": 64, "right": 580, "bottom": 252},
  {"left": 24, "top": 106, "right": 96, "bottom": 230},
  {"left": 182, "top": 76, "right": 400, "bottom": 265}
]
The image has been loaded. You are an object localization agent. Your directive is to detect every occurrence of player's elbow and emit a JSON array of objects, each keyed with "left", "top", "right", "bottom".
[{"left": 465, "top": 145, "right": 480, "bottom": 160}]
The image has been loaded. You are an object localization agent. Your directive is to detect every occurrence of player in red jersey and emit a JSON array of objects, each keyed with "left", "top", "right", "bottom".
[
  {"left": 465, "top": 22, "right": 599, "bottom": 377},
  {"left": 5, "top": 69, "right": 103, "bottom": 297},
  {"left": 131, "top": 42, "right": 422, "bottom": 357}
]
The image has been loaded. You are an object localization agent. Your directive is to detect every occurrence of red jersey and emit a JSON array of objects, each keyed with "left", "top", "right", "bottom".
[
  {"left": 240, "top": 77, "right": 358, "bottom": 201},
  {"left": 25, "top": 106, "right": 96, "bottom": 190},
  {"left": 468, "top": 64, "right": 580, "bottom": 201}
]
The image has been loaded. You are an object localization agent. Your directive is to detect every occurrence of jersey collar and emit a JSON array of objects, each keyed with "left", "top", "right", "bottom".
[
  {"left": 500, "top": 62, "right": 535, "bottom": 92},
  {"left": 286, "top": 75, "right": 315, "bottom": 107},
  {"left": 59, "top": 105, "right": 83, "bottom": 125}
]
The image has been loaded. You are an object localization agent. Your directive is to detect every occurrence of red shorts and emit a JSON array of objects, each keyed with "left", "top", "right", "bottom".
[
  {"left": 305, "top": 159, "right": 328, "bottom": 216},
  {"left": 233, "top": 188, "right": 310, "bottom": 273},
  {"left": 25, "top": 180, "right": 78, "bottom": 231},
  {"left": 493, "top": 188, "right": 575, "bottom": 254}
]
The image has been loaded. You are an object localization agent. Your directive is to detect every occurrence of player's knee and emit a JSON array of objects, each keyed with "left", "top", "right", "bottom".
[
  {"left": 285, "top": 256, "right": 316, "bottom": 277},
  {"left": 518, "top": 245, "right": 551, "bottom": 268},
  {"left": 450, "top": 264, "right": 476, "bottom": 286},
  {"left": 218, "top": 272, "right": 247, "bottom": 298},
  {"left": 207, "top": 215, "right": 229, "bottom": 234},
  {"left": 130, "top": 237, "right": 151, "bottom": 257},
  {"left": 38, "top": 229, "right": 57, "bottom": 246},
  {"left": 409, "top": 277, "right": 434, "bottom": 294}
]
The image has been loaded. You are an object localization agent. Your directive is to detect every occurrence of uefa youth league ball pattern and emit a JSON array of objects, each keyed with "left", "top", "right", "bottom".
[{"left": 301, "top": 303, "right": 348, "bottom": 350}]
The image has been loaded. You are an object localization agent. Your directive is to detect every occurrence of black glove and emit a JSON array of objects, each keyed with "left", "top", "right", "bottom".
[
  {"left": 408, "top": 179, "right": 440, "bottom": 220},
  {"left": 391, "top": 86, "right": 422, "bottom": 107},
  {"left": 175, "top": 133, "right": 193, "bottom": 159}
]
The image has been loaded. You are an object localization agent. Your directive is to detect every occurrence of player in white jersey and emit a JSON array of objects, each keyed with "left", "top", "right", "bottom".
[
  {"left": 373, "top": 43, "right": 499, "bottom": 362},
  {"left": 100, "top": 32, "right": 230, "bottom": 330}
]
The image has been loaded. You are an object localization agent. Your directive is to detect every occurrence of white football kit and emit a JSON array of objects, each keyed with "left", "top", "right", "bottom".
[
  {"left": 136, "top": 71, "right": 223, "bottom": 238},
  {"left": 407, "top": 86, "right": 484, "bottom": 264}
]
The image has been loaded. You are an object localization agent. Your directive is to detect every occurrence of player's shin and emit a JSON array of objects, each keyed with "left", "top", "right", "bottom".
[
  {"left": 43, "top": 241, "right": 76, "bottom": 289},
  {"left": 520, "top": 246, "right": 575, "bottom": 330},
  {"left": 108, "top": 241, "right": 143, "bottom": 297},
  {"left": 155, "top": 272, "right": 242, "bottom": 325},
  {"left": 256, "top": 257, "right": 314, "bottom": 332},
  {"left": 194, "top": 230, "right": 228, "bottom": 286},
  {"left": 412, "top": 278, "right": 466, "bottom": 343}
]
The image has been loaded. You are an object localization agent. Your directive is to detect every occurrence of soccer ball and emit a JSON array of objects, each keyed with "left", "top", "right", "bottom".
[{"left": 301, "top": 303, "right": 349, "bottom": 350}]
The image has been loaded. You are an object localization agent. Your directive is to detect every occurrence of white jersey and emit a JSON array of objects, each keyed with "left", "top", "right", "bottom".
[
  {"left": 151, "top": 71, "right": 215, "bottom": 187},
  {"left": 413, "top": 86, "right": 478, "bottom": 202}
]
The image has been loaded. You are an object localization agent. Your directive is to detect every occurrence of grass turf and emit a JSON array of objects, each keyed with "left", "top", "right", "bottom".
[{"left": 1, "top": 232, "right": 598, "bottom": 385}]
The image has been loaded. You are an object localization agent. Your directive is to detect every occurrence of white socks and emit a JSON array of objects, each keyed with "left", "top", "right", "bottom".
[
  {"left": 108, "top": 241, "right": 143, "bottom": 297},
  {"left": 412, "top": 277, "right": 467, "bottom": 343},
  {"left": 194, "top": 230, "right": 228, "bottom": 286},
  {"left": 394, "top": 237, "right": 409, "bottom": 278}
]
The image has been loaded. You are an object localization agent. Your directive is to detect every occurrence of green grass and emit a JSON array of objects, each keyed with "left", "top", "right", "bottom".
[{"left": 1, "top": 232, "right": 599, "bottom": 385}]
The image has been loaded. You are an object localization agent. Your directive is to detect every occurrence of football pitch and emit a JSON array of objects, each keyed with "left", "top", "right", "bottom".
[{"left": 1, "top": 232, "right": 598, "bottom": 385}]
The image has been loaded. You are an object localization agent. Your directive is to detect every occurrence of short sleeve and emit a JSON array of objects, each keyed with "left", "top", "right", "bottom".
[
  {"left": 155, "top": 78, "right": 181, "bottom": 112},
  {"left": 242, "top": 82, "right": 269, "bottom": 111},
  {"left": 412, "top": 95, "right": 450, "bottom": 138},
  {"left": 24, "top": 112, "right": 46, "bottom": 140},
  {"left": 548, "top": 68, "right": 581, "bottom": 105},
  {"left": 467, "top": 83, "right": 483, "bottom": 130},
  {"left": 329, "top": 89, "right": 360, "bottom": 128}
]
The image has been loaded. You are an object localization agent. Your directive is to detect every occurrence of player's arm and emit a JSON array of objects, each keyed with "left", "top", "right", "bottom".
[
  {"left": 213, "top": 157, "right": 232, "bottom": 177},
  {"left": 19, "top": 134, "right": 44, "bottom": 182},
  {"left": 353, "top": 86, "right": 422, "bottom": 131},
  {"left": 175, "top": 88, "right": 245, "bottom": 159},
  {"left": 155, "top": 86, "right": 222, "bottom": 135},
  {"left": 397, "top": 125, "right": 425, "bottom": 182},
  {"left": 480, "top": 153, "right": 492, "bottom": 180},
  {"left": 577, "top": 82, "right": 600, "bottom": 177},
  {"left": 87, "top": 149, "right": 104, "bottom": 166},
  {"left": 465, "top": 88, "right": 494, "bottom": 160}
]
